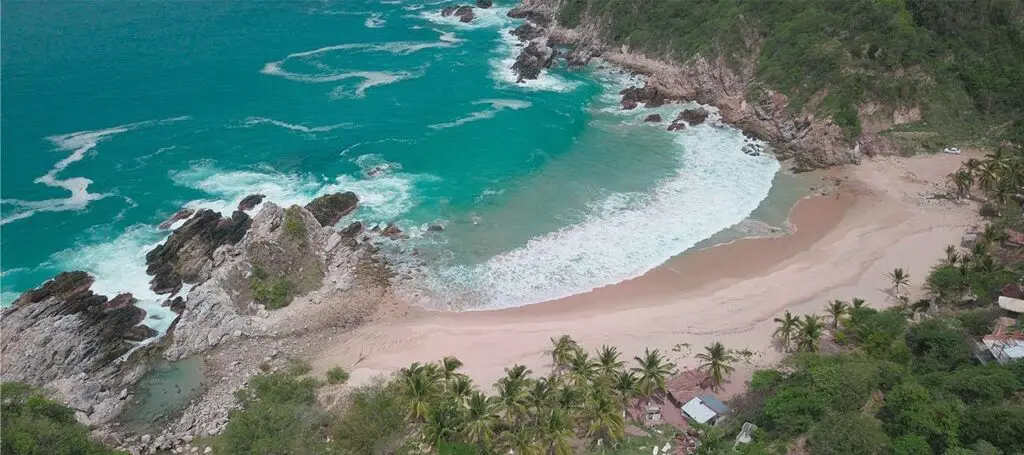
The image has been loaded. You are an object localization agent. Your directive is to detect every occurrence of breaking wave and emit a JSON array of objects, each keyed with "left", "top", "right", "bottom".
[{"left": 489, "top": 28, "right": 580, "bottom": 93}]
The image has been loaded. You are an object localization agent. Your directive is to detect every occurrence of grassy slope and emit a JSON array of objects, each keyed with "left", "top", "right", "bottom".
[{"left": 558, "top": 0, "right": 1024, "bottom": 147}]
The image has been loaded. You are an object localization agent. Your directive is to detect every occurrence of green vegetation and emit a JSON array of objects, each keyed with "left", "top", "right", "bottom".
[
  {"left": 326, "top": 366, "right": 350, "bottom": 385},
  {"left": 249, "top": 265, "right": 295, "bottom": 310},
  {"left": 557, "top": 0, "right": 1024, "bottom": 143},
  {"left": 284, "top": 205, "right": 308, "bottom": 244},
  {"left": 0, "top": 382, "right": 127, "bottom": 455}
]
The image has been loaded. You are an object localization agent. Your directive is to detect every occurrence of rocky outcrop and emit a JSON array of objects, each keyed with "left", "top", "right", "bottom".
[
  {"left": 145, "top": 210, "right": 252, "bottom": 294},
  {"left": 507, "top": 0, "right": 554, "bottom": 26},
  {"left": 620, "top": 85, "right": 671, "bottom": 109},
  {"left": 237, "top": 194, "right": 265, "bottom": 211},
  {"left": 304, "top": 192, "right": 358, "bottom": 227},
  {"left": 667, "top": 122, "right": 686, "bottom": 131},
  {"left": 678, "top": 108, "right": 710, "bottom": 125},
  {"left": 644, "top": 114, "right": 662, "bottom": 123},
  {"left": 512, "top": 40, "right": 557, "bottom": 82},
  {"left": 158, "top": 209, "right": 195, "bottom": 230},
  {"left": 441, "top": 5, "right": 475, "bottom": 23},
  {"left": 1, "top": 272, "right": 153, "bottom": 426},
  {"left": 511, "top": 22, "right": 545, "bottom": 41},
  {"left": 476, "top": 0, "right": 493, "bottom": 7},
  {"left": 381, "top": 223, "right": 404, "bottom": 240}
]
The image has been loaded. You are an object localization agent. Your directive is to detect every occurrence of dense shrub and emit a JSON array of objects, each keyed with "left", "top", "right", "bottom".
[{"left": 0, "top": 382, "right": 126, "bottom": 455}]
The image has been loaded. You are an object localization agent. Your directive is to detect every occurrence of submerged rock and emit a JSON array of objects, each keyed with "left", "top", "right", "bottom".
[
  {"left": 644, "top": 114, "right": 663, "bottom": 123},
  {"left": 145, "top": 209, "right": 252, "bottom": 294},
  {"left": 304, "top": 192, "right": 359, "bottom": 227},
  {"left": 441, "top": 5, "right": 475, "bottom": 22},
  {"left": 381, "top": 223, "right": 403, "bottom": 240},
  {"left": 158, "top": 209, "right": 195, "bottom": 230},
  {"left": 427, "top": 224, "right": 445, "bottom": 232},
  {"left": 667, "top": 122, "right": 686, "bottom": 131},
  {"left": 237, "top": 194, "right": 265, "bottom": 211},
  {"left": 678, "top": 107, "right": 710, "bottom": 125},
  {"left": 476, "top": 0, "right": 492, "bottom": 7}
]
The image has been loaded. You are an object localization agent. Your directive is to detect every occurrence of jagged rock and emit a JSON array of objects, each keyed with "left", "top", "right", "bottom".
[
  {"left": 237, "top": 194, "right": 265, "bottom": 211},
  {"left": 620, "top": 85, "right": 671, "bottom": 109},
  {"left": 512, "top": 40, "right": 556, "bottom": 82},
  {"left": 146, "top": 210, "right": 252, "bottom": 294},
  {"left": 644, "top": 114, "right": 662, "bottom": 123},
  {"left": 441, "top": 5, "right": 475, "bottom": 22},
  {"left": 124, "top": 324, "right": 158, "bottom": 342},
  {"left": 163, "top": 296, "right": 186, "bottom": 313},
  {"left": 427, "top": 224, "right": 444, "bottom": 232},
  {"left": 381, "top": 223, "right": 403, "bottom": 240},
  {"left": 476, "top": 0, "right": 492, "bottom": 7},
  {"left": 510, "top": 22, "right": 544, "bottom": 41},
  {"left": 304, "top": 192, "right": 358, "bottom": 227},
  {"left": 340, "top": 221, "right": 363, "bottom": 237},
  {"left": 159, "top": 209, "right": 195, "bottom": 230},
  {"left": 621, "top": 99, "right": 638, "bottom": 110},
  {"left": 1, "top": 271, "right": 152, "bottom": 425},
  {"left": 678, "top": 108, "right": 710, "bottom": 125},
  {"left": 105, "top": 292, "right": 136, "bottom": 310},
  {"left": 507, "top": 1, "right": 552, "bottom": 25},
  {"left": 667, "top": 122, "right": 686, "bottom": 131}
]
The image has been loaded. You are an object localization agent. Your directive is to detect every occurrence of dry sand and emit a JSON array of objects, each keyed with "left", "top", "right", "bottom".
[{"left": 313, "top": 152, "right": 979, "bottom": 395}]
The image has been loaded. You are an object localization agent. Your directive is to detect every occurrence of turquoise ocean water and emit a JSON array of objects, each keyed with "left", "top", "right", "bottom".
[{"left": 1, "top": 0, "right": 781, "bottom": 326}]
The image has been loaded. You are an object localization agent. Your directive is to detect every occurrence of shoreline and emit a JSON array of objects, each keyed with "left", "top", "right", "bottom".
[{"left": 313, "top": 152, "right": 979, "bottom": 395}]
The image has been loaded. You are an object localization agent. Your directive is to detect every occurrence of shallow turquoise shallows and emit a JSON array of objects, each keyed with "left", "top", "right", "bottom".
[{"left": 0, "top": 0, "right": 779, "bottom": 322}]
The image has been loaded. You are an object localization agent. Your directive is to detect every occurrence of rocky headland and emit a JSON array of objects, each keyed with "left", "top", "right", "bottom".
[
  {"left": 1, "top": 192, "right": 404, "bottom": 454},
  {"left": 504, "top": 0, "right": 921, "bottom": 171}
]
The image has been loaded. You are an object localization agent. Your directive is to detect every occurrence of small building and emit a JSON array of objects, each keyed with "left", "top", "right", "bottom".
[
  {"left": 982, "top": 319, "right": 1024, "bottom": 364},
  {"left": 681, "top": 395, "right": 729, "bottom": 426},
  {"left": 961, "top": 232, "right": 978, "bottom": 248}
]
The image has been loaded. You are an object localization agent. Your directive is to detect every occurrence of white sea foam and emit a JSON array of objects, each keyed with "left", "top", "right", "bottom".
[
  {"left": 429, "top": 125, "right": 779, "bottom": 309},
  {"left": 488, "top": 28, "right": 580, "bottom": 93},
  {"left": 171, "top": 163, "right": 432, "bottom": 222},
  {"left": 428, "top": 98, "right": 532, "bottom": 129},
  {"left": 365, "top": 13, "right": 386, "bottom": 28},
  {"left": 327, "top": 70, "right": 421, "bottom": 99},
  {"left": 244, "top": 116, "right": 353, "bottom": 133},
  {"left": 1, "top": 117, "right": 189, "bottom": 226},
  {"left": 417, "top": 6, "right": 513, "bottom": 29},
  {"left": 52, "top": 224, "right": 179, "bottom": 337}
]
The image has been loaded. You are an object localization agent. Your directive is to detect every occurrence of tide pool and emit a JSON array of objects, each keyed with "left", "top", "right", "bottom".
[{"left": 0, "top": 0, "right": 779, "bottom": 316}]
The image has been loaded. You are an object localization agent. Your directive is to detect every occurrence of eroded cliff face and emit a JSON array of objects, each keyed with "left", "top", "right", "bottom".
[{"left": 511, "top": 0, "right": 919, "bottom": 170}]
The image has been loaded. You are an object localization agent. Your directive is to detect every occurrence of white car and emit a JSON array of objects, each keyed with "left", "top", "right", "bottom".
[{"left": 943, "top": 147, "right": 962, "bottom": 154}]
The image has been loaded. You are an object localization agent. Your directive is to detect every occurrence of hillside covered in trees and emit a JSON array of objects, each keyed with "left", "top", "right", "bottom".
[{"left": 557, "top": 0, "right": 1024, "bottom": 146}]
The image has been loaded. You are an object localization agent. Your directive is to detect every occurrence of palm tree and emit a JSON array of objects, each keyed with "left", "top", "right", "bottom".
[
  {"left": 796, "top": 315, "right": 825, "bottom": 353},
  {"left": 943, "top": 245, "right": 960, "bottom": 266},
  {"left": 536, "top": 408, "right": 574, "bottom": 455},
  {"left": 546, "top": 335, "right": 578, "bottom": 375},
  {"left": 565, "top": 348, "right": 598, "bottom": 387},
  {"left": 552, "top": 383, "right": 583, "bottom": 412},
  {"left": 631, "top": 348, "right": 675, "bottom": 406},
  {"left": 595, "top": 345, "right": 624, "bottom": 379},
  {"left": 981, "top": 224, "right": 1006, "bottom": 246},
  {"left": 582, "top": 386, "right": 625, "bottom": 446},
  {"left": 850, "top": 297, "right": 867, "bottom": 310},
  {"left": 772, "top": 310, "right": 799, "bottom": 351},
  {"left": 695, "top": 342, "right": 737, "bottom": 392},
  {"left": 447, "top": 375, "right": 474, "bottom": 405},
  {"left": 495, "top": 378, "right": 529, "bottom": 426},
  {"left": 952, "top": 169, "right": 973, "bottom": 200},
  {"left": 610, "top": 370, "right": 640, "bottom": 410},
  {"left": 887, "top": 268, "right": 910, "bottom": 298},
  {"left": 440, "top": 356, "right": 465, "bottom": 384},
  {"left": 498, "top": 427, "right": 542, "bottom": 455},
  {"left": 399, "top": 365, "right": 439, "bottom": 422},
  {"left": 422, "top": 399, "right": 464, "bottom": 449},
  {"left": 525, "top": 377, "right": 554, "bottom": 415},
  {"left": 462, "top": 391, "right": 497, "bottom": 448},
  {"left": 825, "top": 300, "right": 848, "bottom": 330}
]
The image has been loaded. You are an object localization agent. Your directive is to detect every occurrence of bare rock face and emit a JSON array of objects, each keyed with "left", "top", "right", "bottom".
[
  {"left": 512, "top": 40, "right": 556, "bottom": 82},
  {"left": 511, "top": 22, "right": 545, "bottom": 41},
  {"left": 237, "top": 194, "right": 265, "bottom": 211},
  {"left": 304, "top": 192, "right": 358, "bottom": 227},
  {"left": 158, "top": 209, "right": 195, "bottom": 230},
  {"left": 145, "top": 209, "right": 252, "bottom": 294},
  {"left": 507, "top": 0, "right": 554, "bottom": 26},
  {"left": 678, "top": 108, "right": 710, "bottom": 125},
  {"left": 1, "top": 271, "right": 153, "bottom": 425},
  {"left": 441, "top": 5, "right": 475, "bottom": 22}
]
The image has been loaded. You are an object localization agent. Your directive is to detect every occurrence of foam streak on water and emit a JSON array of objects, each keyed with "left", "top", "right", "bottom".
[
  {"left": 428, "top": 98, "right": 532, "bottom": 129},
  {"left": 430, "top": 125, "right": 780, "bottom": 309},
  {"left": 0, "top": 117, "right": 189, "bottom": 225}
]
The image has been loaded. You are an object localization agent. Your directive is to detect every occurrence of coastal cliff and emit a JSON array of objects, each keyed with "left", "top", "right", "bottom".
[{"left": 508, "top": 0, "right": 1024, "bottom": 171}]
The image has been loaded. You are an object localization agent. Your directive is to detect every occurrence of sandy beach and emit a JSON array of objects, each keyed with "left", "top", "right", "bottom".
[{"left": 313, "top": 152, "right": 979, "bottom": 395}]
